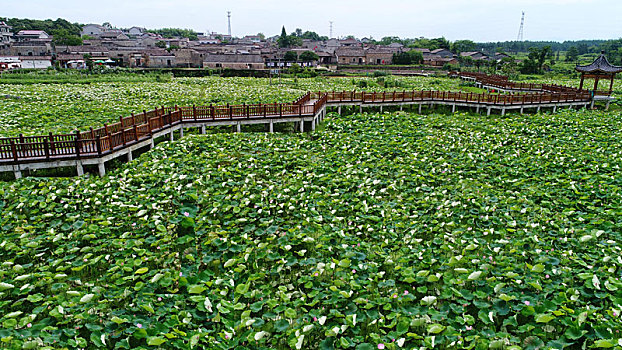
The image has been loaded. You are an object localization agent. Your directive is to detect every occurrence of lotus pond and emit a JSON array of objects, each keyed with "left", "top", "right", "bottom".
[
  {"left": 1, "top": 107, "right": 622, "bottom": 349},
  {"left": 0, "top": 76, "right": 462, "bottom": 137}
]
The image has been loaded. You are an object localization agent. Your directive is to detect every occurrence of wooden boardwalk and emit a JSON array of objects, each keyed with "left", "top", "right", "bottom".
[{"left": 0, "top": 72, "right": 592, "bottom": 179}]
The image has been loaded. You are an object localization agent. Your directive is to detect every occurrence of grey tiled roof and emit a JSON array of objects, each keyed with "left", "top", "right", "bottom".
[{"left": 576, "top": 52, "right": 622, "bottom": 74}]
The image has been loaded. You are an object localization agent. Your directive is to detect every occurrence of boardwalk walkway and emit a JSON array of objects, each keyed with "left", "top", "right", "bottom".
[{"left": 0, "top": 72, "right": 592, "bottom": 179}]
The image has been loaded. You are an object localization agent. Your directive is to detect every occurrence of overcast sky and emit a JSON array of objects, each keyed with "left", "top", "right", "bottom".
[{"left": 3, "top": 0, "right": 622, "bottom": 42}]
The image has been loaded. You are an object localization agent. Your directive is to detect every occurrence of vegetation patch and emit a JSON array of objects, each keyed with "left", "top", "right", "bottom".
[{"left": 1, "top": 109, "right": 621, "bottom": 348}]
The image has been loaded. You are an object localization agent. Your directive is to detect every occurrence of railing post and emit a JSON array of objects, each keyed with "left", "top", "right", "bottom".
[
  {"left": 96, "top": 135, "right": 102, "bottom": 156},
  {"left": 49, "top": 132, "right": 55, "bottom": 153},
  {"left": 90, "top": 127, "right": 95, "bottom": 139},
  {"left": 134, "top": 125, "right": 139, "bottom": 141},
  {"left": 228, "top": 104, "right": 232, "bottom": 120},
  {"left": 74, "top": 130, "right": 81, "bottom": 159},
  {"left": 10, "top": 140, "right": 18, "bottom": 162},
  {"left": 263, "top": 104, "right": 267, "bottom": 118},
  {"left": 211, "top": 104, "right": 215, "bottom": 120},
  {"left": 193, "top": 105, "right": 197, "bottom": 121},
  {"left": 280, "top": 104, "right": 283, "bottom": 117},
  {"left": 44, "top": 138, "right": 50, "bottom": 160}
]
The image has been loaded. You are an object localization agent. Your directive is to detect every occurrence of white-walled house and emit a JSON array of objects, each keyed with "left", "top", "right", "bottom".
[
  {"left": 19, "top": 56, "right": 52, "bottom": 69},
  {"left": 81, "top": 24, "right": 106, "bottom": 37}
]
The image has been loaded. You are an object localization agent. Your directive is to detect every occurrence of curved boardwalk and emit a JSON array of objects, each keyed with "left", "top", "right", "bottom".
[{"left": 1, "top": 73, "right": 592, "bottom": 179}]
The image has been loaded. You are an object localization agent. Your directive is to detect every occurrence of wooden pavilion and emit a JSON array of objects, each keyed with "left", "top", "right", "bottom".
[{"left": 576, "top": 51, "right": 622, "bottom": 96}]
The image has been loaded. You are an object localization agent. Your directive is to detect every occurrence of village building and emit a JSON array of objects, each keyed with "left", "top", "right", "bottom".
[
  {"left": 460, "top": 51, "right": 488, "bottom": 60},
  {"left": 429, "top": 48, "right": 454, "bottom": 58},
  {"left": 204, "top": 54, "right": 264, "bottom": 70},
  {"left": 19, "top": 55, "right": 53, "bottom": 69},
  {"left": 127, "top": 27, "right": 146, "bottom": 37},
  {"left": 15, "top": 30, "right": 51, "bottom": 42},
  {"left": 0, "top": 56, "right": 21, "bottom": 70},
  {"left": 81, "top": 24, "right": 107, "bottom": 37},
  {"left": 335, "top": 47, "right": 366, "bottom": 64},
  {"left": 142, "top": 49, "right": 176, "bottom": 68},
  {"left": 0, "top": 22, "right": 13, "bottom": 50},
  {"left": 8, "top": 41, "right": 53, "bottom": 56},
  {"left": 365, "top": 48, "right": 394, "bottom": 65}
]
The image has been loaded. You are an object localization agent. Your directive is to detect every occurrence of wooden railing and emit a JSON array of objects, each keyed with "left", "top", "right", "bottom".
[
  {"left": 453, "top": 71, "right": 583, "bottom": 94},
  {"left": 0, "top": 110, "right": 183, "bottom": 163},
  {"left": 311, "top": 89, "right": 589, "bottom": 106},
  {"left": 0, "top": 75, "right": 592, "bottom": 165}
]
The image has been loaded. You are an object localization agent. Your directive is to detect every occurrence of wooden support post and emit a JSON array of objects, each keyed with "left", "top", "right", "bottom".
[
  {"left": 201, "top": 125, "right": 206, "bottom": 134},
  {"left": 170, "top": 130, "right": 174, "bottom": 141},
  {"left": 487, "top": 107, "right": 491, "bottom": 116},
  {"left": 269, "top": 121, "right": 274, "bottom": 133},
  {"left": 537, "top": 106, "right": 541, "bottom": 113},
  {"left": 179, "top": 127, "right": 184, "bottom": 138},
  {"left": 236, "top": 123, "right": 241, "bottom": 133},
  {"left": 553, "top": 106, "right": 557, "bottom": 113},
  {"left": 452, "top": 104, "right": 456, "bottom": 113},
  {"left": 380, "top": 105, "right": 383, "bottom": 113},
  {"left": 299, "top": 119, "right": 304, "bottom": 133},
  {"left": 418, "top": 104, "right": 422, "bottom": 114},
  {"left": 338, "top": 106, "right": 342, "bottom": 115},
  {"left": 501, "top": 108, "right": 506, "bottom": 116},
  {"left": 76, "top": 161, "right": 84, "bottom": 176}
]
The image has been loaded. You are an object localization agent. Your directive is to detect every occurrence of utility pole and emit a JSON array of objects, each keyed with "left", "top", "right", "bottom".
[
  {"left": 227, "top": 11, "right": 232, "bottom": 37},
  {"left": 517, "top": 11, "right": 525, "bottom": 41}
]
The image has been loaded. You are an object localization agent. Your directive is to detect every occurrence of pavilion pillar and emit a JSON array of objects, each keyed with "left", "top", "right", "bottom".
[
  {"left": 593, "top": 77, "right": 600, "bottom": 93},
  {"left": 609, "top": 76, "right": 615, "bottom": 95},
  {"left": 579, "top": 75, "right": 584, "bottom": 91}
]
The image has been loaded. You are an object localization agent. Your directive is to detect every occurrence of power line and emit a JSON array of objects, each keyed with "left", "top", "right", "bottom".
[{"left": 517, "top": 11, "right": 525, "bottom": 41}]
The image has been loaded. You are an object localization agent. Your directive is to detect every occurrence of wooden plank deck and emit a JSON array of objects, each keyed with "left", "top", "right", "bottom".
[{"left": 0, "top": 74, "right": 593, "bottom": 179}]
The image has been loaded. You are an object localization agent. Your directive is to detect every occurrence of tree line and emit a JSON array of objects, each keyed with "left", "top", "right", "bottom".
[{"left": 0, "top": 17, "right": 83, "bottom": 45}]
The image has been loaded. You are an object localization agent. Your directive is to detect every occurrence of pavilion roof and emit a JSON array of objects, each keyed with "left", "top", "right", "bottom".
[{"left": 575, "top": 51, "right": 622, "bottom": 74}]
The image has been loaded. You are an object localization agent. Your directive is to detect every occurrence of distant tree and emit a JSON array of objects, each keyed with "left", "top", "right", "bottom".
[
  {"left": 147, "top": 28, "right": 198, "bottom": 40},
  {"left": 155, "top": 41, "right": 167, "bottom": 48},
  {"left": 1, "top": 17, "right": 82, "bottom": 36},
  {"left": 257, "top": 32, "right": 265, "bottom": 40},
  {"left": 167, "top": 45, "right": 180, "bottom": 52},
  {"left": 52, "top": 29, "right": 83, "bottom": 45},
  {"left": 278, "top": 26, "right": 289, "bottom": 48},
  {"left": 301, "top": 31, "right": 327, "bottom": 41},
  {"left": 577, "top": 43, "right": 589, "bottom": 55},
  {"left": 379, "top": 36, "right": 402, "bottom": 46},
  {"left": 102, "top": 22, "right": 113, "bottom": 29},
  {"left": 392, "top": 50, "right": 423, "bottom": 65},
  {"left": 283, "top": 51, "right": 298, "bottom": 61},
  {"left": 299, "top": 51, "right": 319, "bottom": 61},
  {"left": 83, "top": 54, "right": 93, "bottom": 70},
  {"left": 294, "top": 28, "right": 303, "bottom": 37},
  {"left": 288, "top": 63, "right": 303, "bottom": 74},
  {"left": 451, "top": 40, "right": 476, "bottom": 54},
  {"left": 520, "top": 46, "right": 551, "bottom": 74},
  {"left": 566, "top": 46, "right": 579, "bottom": 62},
  {"left": 288, "top": 35, "right": 303, "bottom": 47}
]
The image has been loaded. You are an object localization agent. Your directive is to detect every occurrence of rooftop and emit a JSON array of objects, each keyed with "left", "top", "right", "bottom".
[{"left": 576, "top": 51, "right": 622, "bottom": 74}]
